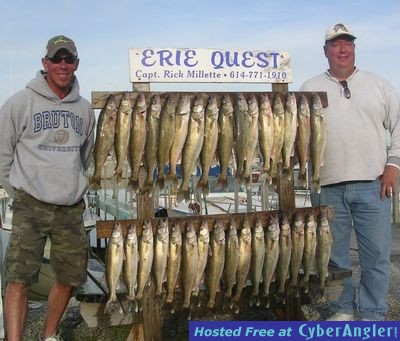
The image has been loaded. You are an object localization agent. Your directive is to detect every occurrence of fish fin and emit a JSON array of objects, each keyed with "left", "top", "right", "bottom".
[
  {"left": 156, "top": 176, "right": 165, "bottom": 190},
  {"left": 89, "top": 176, "right": 101, "bottom": 190},
  {"left": 298, "top": 170, "right": 307, "bottom": 188},
  {"left": 196, "top": 178, "right": 209, "bottom": 196},
  {"left": 215, "top": 175, "right": 228, "bottom": 191},
  {"left": 177, "top": 187, "right": 191, "bottom": 203},
  {"left": 312, "top": 179, "right": 321, "bottom": 194},
  {"left": 127, "top": 178, "right": 140, "bottom": 193},
  {"left": 165, "top": 174, "right": 179, "bottom": 190},
  {"left": 104, "top": 298, "right": 124, "bottom": 315}
]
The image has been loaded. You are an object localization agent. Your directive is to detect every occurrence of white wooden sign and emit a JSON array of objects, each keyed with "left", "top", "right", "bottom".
[{"left": 129, "top": 48, "right": 292, "bottom": 84}]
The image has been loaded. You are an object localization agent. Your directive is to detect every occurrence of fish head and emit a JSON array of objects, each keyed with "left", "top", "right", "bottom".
[
  {"left": 170, "top": 222, "right": 182, "bottom": 244},
  {"left": 273, "top": 94, "right": 284, "bottom": 117},
  {"left": 119, "top": 92, "right": 131, "bottom": 110},
  {"left": 191, "top": 96, "right": 205, "bottom": 120},
  {"left": 205, "top": 95, "right": 218, "bottom": 118},
  {"left": 236, "top": 93, "right": 248, "bottom": 111},
  {"left": 259, "top": 94, "right": 273, "bottom": 116},
  {"left": 213, "top": 222, "right": 226, "bottom": 244},
  {"left": 176, "top": 95, "right": 191, "bottom": 116},
  {"left": 311, "top": 94, "right": 324, "bottom": 116},
  {"left": 220, "top": 94, "right": 233, "bottom": 117},
  {"left": 157, "top": 220, "right": 169, "bottom": 241},
  {"left": 150, "top": 95, "right": 162, "bottom": 118}
]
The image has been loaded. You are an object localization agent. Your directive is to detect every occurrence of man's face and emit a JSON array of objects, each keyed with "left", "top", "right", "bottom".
[
  {"left": 42, "top": 48, "right": 79, "bottom": 97},
  {"left": 324, "top": 37, "right": 355, "bottom": 71}
]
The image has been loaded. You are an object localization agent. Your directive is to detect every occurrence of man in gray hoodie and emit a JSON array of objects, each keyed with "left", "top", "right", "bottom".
[{"left": 0, "top": 35, "right": 95, "bottom": 341}]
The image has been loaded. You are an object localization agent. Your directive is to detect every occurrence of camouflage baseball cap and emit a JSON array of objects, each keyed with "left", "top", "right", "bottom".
[{"left": 45, "top": 35, "right": 77, "bottom": 58}]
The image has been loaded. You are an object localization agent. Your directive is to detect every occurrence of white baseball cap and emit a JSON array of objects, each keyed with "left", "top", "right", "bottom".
[{"left": 325, "top": 23, "right": 356, "bottom": 42}]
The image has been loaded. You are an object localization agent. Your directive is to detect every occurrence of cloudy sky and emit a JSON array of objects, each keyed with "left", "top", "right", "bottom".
[{"left": 1, "top": 0, "right": 399, "bottom": 107}]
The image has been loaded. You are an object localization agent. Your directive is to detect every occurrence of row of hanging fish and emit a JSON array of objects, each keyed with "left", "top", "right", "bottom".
[
  {"left": 104, "top": 211, "right": 332, "bottom": 316},
  {"left": 90, "top": 92, "right": 327, "bottom": 198}
]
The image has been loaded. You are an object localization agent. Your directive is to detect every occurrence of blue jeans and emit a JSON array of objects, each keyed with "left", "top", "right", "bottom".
[{"left": 311, "top": 179, "right": 391, "bottom": 320}]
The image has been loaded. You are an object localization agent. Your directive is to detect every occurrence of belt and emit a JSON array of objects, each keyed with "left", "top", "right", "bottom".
[{"left": 322, "top": 180, "right": 375, "bottom": 188}]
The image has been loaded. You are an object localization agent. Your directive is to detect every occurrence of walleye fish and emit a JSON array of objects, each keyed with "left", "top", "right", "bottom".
[
  {"left": 276, "top": 214, "right": 292, "bottom": 301},
  {"left": 91, "top": 95, "right": 117, "bottom": 190},
  {"left": 157, "top": 95, "right": 177, "bottom": 189},
  {"left": 258, "top": 94, "right": 274, "bottom": 184},
  {"left": 270, "top": 94, "right": 285, "bottom": 184},
  {"left": 136, "top": 221, "right": 154, "bottom": 306},
  {"left": 166, "top": 95, "right": 191, "bottom": 190},
  {"left": 296, "top": 94, "right": 311, "bottom": 188},
  {"left": 197, "top": 95, "right": 219, "bottom": 195},
  {"left": 310, "top": 94, "right": 327, "bottom": 193},
  {"left": 249, "top": 219, "right": 265, "bottom": 307},
  {"left": 232, "top": 219, "right": 252, "bottom": 313},
  {"left": 153, "top": 220, "right": 169, "bottom": 298},
  {"left": 233, "top": 93, "right": 249, "bottom": 185},
  {"left": 182, "top": 223, "right": 198, "bottom": 310},
  {"left": 104, "top": 223, "right": 124, "bottom": 314},
  {"left": 128, "top": 93, "right": 147, "bottom": 192},
  {"left": 282, "top": 93, "right": 298, "bottom": 179},
  {"left": 316, "top": 212, "right": 332, "bottom": 298},
  {"left": 178, "top": 96, "right": 205, "bottom": 202},
  {"left": 243, "top": 94, "right": 259, "bottom": 188},
  {"left": 123, "top": 224, "right": 139, "bottom": 312},
  {"left": 301, "top": 213, "right": 317, "bottom": 294},
  {"left": 114, "top": 92, "right": 133, "bottom": 182},
  {"left": 143, "top": 95, "right": 162, "bottom": 193},
  {"left": 288, "top": 212, "right": 305, "bottom": 297},
  {"left": 262, "top": 215, "right": 280, "bottom": 308},
  {"left": 224, "top": 220, "right": 239, "bottom": 305},
  {"left": 206, "top": 222, "right": 225, "bottom": 309},
  {"left": 165, "top": 222, "right": 182, "bottom": 310},
  {"left": 216, "top": 94, "right": 234, "bottom": 191},
  {"left": 192, "top": 221, "right": 210, "bottom": 300}
]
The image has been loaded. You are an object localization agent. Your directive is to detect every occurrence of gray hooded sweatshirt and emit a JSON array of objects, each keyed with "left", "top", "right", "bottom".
[{"left": 0, "top": 71, "right": 95, "bottom": 205}]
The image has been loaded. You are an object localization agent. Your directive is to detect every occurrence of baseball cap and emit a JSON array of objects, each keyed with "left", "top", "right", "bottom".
[
  {"left": 45, "top": 35, "right": 77, "bottom": 58},
  {"left": 325, "top": 23, "right": 356, "bottom": 42}
]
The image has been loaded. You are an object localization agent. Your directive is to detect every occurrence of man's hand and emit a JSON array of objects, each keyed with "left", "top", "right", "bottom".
[{"left": 380, "top": 165, "right": 399, "bottom": 200}]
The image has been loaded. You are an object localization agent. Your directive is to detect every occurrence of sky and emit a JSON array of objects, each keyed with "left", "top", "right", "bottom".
[{"left": 1, "top": 0, "right": 400, "bottom": 108}]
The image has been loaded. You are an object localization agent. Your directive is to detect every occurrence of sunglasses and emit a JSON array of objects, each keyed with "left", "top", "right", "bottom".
[
  {"left": 339, "top": 80, "right": 351, "bottom": 99},
  {"left": 46, "top": 54, "right": 77, "bottom": 64}
]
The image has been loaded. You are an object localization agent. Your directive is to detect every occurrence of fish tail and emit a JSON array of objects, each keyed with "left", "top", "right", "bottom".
[
  {"left": 156, "top": 176, "right": 165, "bottom": 190},
  {"left": 298, "top": 170, "right": 307, "bottom": 188},
  {"left": 143, "top": 181, "right": 155, "bottom": 195},
  {"left": 127, "top": 178, "right": 140, "bottom": 193},
  {"left": 215, "top": 176, "right": 228, "bottom": 192},
  {"left": 196, "top": 178, "right": 209, "bottom": 196},
  {"left": 104, "top": 298, "right": 123, "bottom": 315},
  {"left": 89, "top": 175, "right": 101, "bottom": 190},
  {"left": 281, "top": 167, "right": 292, "bottom": 180},
  {"left": 165, "top": 174, "right": 179, "bottom": 190},
  {"left": 312, "top": 179, "right": 321, "bottom": 193},
  {"left": 113, "top": 168, "right": 123, "bottom": 183},
  {"left": 234, "top": 172, "right": 244, "bottom": 186},
  {"left": 177, "top": 187, "right": 190, "bottom": 203}
]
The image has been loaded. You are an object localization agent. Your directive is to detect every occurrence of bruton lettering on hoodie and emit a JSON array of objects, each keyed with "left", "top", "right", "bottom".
[{"left": 33, "top": 110, "right": 84, "bottom": 136}]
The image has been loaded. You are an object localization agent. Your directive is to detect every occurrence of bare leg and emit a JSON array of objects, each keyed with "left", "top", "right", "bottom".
[
  {"left": 41, "top": 281, "right": 73, "bottom": 339},
  {"left": 5, "top": 282, "right": 30, "bottom": 341}
]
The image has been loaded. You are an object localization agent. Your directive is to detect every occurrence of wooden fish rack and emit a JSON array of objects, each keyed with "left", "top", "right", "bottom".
[{"left": 87, "top": 83, "right": 341, "bottom": 341}]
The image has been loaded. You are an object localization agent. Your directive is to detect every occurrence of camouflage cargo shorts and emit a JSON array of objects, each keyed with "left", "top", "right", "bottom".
[{"left": 5, "top": 190, "right": 88, "bottom": 286}]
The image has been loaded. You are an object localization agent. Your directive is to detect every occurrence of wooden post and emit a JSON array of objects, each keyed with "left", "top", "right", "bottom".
[
  {"left": 127, "top": 83, "right": 162, "bottom": 341},
  {"left": 271, "top": 83, "right": 303, "bottom": 320}
]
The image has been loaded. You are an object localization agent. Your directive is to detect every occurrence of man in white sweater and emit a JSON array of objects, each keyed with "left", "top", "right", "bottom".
[{"left": 301, "top": 23, "right": 400, "bottom": 321}]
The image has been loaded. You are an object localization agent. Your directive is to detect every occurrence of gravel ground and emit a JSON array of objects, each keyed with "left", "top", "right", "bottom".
[{"left": 22, "top": 259, "right": 400, "bottom": 340}]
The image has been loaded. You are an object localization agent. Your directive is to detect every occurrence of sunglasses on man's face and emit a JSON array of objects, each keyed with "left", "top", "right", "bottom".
[
  {"left": 46, "top": 54, "right": 77, "bottom": 64},
  {"left": 339, "top": 80, "right": 351, "bottom": 99}
]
